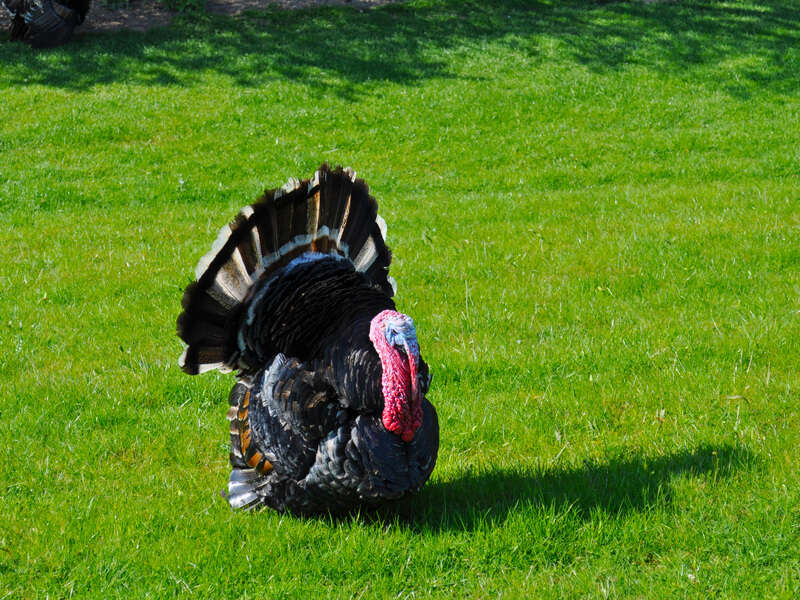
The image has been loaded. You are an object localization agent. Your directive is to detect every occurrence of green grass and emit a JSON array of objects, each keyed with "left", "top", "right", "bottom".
[{"left": 1, "top": 0, "right": 799, "bottom": 597}]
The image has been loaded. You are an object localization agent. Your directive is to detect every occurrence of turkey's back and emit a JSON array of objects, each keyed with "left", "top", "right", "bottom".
[{"left": 235, "top": 254, "right": 392, "bottom": 373}]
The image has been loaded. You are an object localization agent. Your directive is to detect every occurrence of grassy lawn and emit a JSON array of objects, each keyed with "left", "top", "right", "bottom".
[{"left": 1, "top": 0, "right": 799, "bottom": 596}]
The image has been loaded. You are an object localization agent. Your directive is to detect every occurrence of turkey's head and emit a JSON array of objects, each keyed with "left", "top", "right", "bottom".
[{"left": 369, "top": 309, "right": 424, "bottom": 442}]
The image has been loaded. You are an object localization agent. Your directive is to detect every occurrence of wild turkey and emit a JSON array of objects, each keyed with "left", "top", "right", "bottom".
[
  {"left": 2, "top": 0, "right": 90, "bottom": 48},
  {"left": 177, "top": 164, "right": 439, "bottom": 514}
]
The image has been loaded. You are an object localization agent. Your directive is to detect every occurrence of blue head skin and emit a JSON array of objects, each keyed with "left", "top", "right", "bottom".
[{"left": 383, "top": 314, "right": 420, "bottom": 358}]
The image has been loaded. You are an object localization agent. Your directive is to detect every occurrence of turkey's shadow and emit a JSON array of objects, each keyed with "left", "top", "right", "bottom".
[{"left": 374, "top": 442, "right": 753, "bottom": 532}]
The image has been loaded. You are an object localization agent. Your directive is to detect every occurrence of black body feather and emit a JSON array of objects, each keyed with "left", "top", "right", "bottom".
[
  {"left": 3, "top": 0, "right": 89, "bottom": 47},
  {"left": 177, "top": 164, "right": 438, "bottom": 515}
]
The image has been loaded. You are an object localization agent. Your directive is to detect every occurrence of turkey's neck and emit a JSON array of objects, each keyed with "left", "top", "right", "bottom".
[{"left": 319, "top": 315, "right": 386, "bottom": 413}]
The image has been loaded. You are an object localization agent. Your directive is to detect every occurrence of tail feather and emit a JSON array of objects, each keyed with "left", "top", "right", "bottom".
[
  {"left": 250, "top": 199, "right": 278, "bottom": 259},
  {"left": 177, "top": 163, "right": 394, "bottom": 376},
  {"left": 224, "top": 380, "right": 273, "bottom": 510},
  {"left": 363, "top": 221, "right": 393, "bottom": 294},
  {"left": 338, "top": 177, "right": 375, "bottom": 258}
]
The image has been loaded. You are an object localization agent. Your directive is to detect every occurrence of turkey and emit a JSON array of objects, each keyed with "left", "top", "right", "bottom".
[
  {"left": 177, "top": 164, "right": 439, "bottom": 515},
  {"left": 2, "top": 0, "right": 90, "bottom": 48}
]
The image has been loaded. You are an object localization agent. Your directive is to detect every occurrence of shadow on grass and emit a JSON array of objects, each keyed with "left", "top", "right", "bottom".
[
  {"left": 382, "top": 442, "right": 754, "bottom": 532},
  {"left": 0, "top": 0, "right": 797, "bottom": 98}
]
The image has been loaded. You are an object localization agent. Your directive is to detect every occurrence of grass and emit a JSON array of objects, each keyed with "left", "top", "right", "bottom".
[{"left": 1, "top": 0, "right": 799, "bottom": 596}]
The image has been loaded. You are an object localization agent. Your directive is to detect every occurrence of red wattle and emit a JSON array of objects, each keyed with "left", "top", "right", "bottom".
[{"left": 370, "top": 310, "right": 424, "bottom": 443}]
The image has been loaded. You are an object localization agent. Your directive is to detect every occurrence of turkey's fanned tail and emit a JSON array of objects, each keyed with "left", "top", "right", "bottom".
[{"left": 177, "top": 164, "right": 394, "bottom": 376}]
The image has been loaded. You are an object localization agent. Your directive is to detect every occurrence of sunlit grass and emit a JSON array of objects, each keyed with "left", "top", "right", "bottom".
[{"left": 1, "top": 0, "right": 799, "bottom": 597}]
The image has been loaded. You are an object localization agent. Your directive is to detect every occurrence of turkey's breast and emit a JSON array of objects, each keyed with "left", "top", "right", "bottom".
[{"left": 231, "top": 350, "right": 438, "bottom": 515}]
